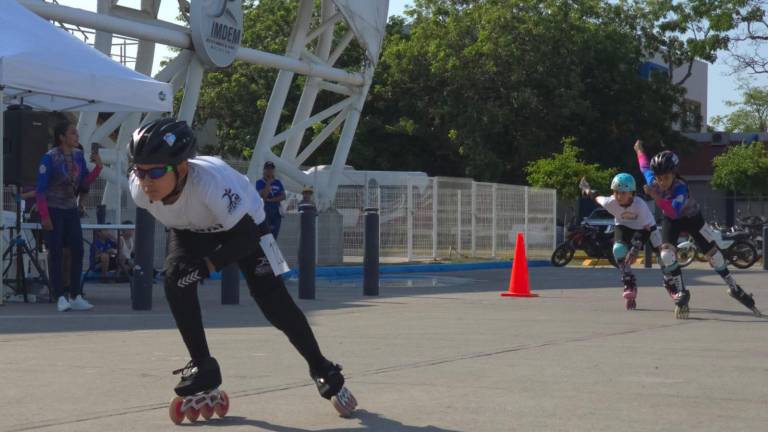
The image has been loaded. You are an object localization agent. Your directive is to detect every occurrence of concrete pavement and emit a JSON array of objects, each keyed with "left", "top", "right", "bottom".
[{"left": 1, "top": 265, "right": 766, "bottom": 431}]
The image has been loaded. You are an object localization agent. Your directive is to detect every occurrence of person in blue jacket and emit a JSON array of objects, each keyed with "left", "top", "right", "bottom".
[
  {"left": 36, "top": 121, "right": 103, "bottom": 312},
  {"left": 255, "top": 161, "right": 286, "bottom": 239}
]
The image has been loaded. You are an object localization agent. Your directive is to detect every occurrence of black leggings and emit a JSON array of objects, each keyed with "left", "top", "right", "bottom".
[
  {"left": 661, "top": 212, "right": 714, "bottom": 252},
  {"left": 163, "top": 221, "right": 326, "bottom": 371}
]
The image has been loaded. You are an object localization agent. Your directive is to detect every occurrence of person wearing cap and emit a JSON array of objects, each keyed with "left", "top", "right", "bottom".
[
  {"left": 299, "top": 186, "right": 315, "bottom": 205},
  {"left": 255, "top": 161, "right": 286, "bottom": 239}
]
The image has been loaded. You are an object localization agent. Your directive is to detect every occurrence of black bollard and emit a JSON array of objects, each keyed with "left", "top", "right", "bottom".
[
  {"left": 131, "top": 208, "right": 154, "bottom": 310},
  {"left": 763, "top": 226, "right": 768, "bottom": 271},
  {"left": 363, "top": 207, "right": 379, "bottom": 296},
  {"left": 221, "top": 264, "right": 239, "bottom": 304},
  {"left": 644, "top": 241, "right": 652, "bottom": 268},
  {"left": 96, "top": 204, "right": 106, "bottom": 224},
  {"left": 298, "top": 203, "right": 316, "bottom": 299}
]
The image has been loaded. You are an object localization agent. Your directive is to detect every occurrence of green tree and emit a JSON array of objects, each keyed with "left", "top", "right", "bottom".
[
  {"left": 526, "top": 137, "right": 617, "bottom": 202},
  {"left": 192, "top": 0, "right": 727, "bottom": 180},
  {"left": 631, "top": 0, "right": 740, "bottom": 85},
  {"left": 711, "top": 142, "right": 768, "bottom": 196},
  {"left": 352, "top": 0, "right": 699, "bottom": 183},
  {"left": 710, "top": 80, "right": 768, "bottom": 132}
]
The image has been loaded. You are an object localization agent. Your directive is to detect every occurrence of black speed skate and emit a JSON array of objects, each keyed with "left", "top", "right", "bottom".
[
  {"left": 664, "top": 278, "right": 690, "bottom": 320},
  {"left": 311, "top": 361, "right": 358, "bottom": 417},
  {"left": 727, "top": 286, "right": 763, "bottom": 317},
  {"left": 168, "top": 357, "right": 229, "bottom": 424},
  {"left": 622, "top": 274, "right": 637, "bottom": 310}
]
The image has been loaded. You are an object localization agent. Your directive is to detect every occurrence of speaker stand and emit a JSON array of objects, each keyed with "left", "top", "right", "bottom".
[{"left": 2, "top": 185, "right": 49, "bottom": 303}]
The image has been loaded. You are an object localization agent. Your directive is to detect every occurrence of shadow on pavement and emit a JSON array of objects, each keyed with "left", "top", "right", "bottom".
[{"left": 196, "top": 410, "right": 461, "bottom": 431}]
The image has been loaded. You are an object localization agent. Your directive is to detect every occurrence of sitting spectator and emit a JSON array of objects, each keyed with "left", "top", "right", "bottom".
[
  {"left": 93, "top": 229, "right": 118, "bottom": 281},
  {"left": 117, "top": 221, "right": 135, "bottom": 275}
]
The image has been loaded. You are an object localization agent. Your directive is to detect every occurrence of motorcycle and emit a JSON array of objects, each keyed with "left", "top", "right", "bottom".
[
  {"left": 551, "top": 218, "right": 617, "bottom": 267},
  {"left": 736, "top": 215, "right": 766, "bottom": 258},
  {"left": 676, "top": 224, "right": 758, "bottom": 269}
]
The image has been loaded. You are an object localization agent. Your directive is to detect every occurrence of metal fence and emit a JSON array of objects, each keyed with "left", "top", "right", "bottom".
[
  {"left": 314, "top": 177, "right": 557, "bottom": 260},
  {"left": 3, "top": 166, "right": 557, "bottom": 266}
]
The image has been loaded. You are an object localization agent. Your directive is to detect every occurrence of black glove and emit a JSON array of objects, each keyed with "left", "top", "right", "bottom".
[{"left": 175, "top": 258, "right": 210, "bottom": 288}]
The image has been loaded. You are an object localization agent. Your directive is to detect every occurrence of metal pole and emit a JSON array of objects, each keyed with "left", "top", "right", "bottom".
[
  {"left": 763, "top": 226, "right": 768, "bottom": 271},
  {"left": 432, "top": 179, "right": 438, "bottom": 259},
  {"left": 130, "top": 208, "right": 154, "bottom": 310},
  {"left": 552, "top": 189, "right": 557, "bottom": 254},
  {"left": 524, "top": 186, "right": 529, "bottom": 253},
  {"left": 471, "top": 182, "right": 477, "bottom": 257},
  {"left": 406, "top": 179, "right": 413, "bottom": 260},
  {"left": 363, "top": 207, "right": 379, "bottom": 296},
  {"left": 644, "top": 241, "right": 653, "bottom": 268},
  {"left": 457, "top": 190, "right": 462, "bottom": 255},
  {"left": 298, "top": 203, "right": 316, "bottom": 299},
  {"left": 177, "top": 56, "right": 204, "bottom": 124},
  {"left": 491, "top": 184, "right": 497, "bottom": 258}
]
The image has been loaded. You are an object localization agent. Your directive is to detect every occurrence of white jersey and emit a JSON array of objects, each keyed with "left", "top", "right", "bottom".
[
  {"left": 596, "top": 195, "right": 656, "bottom": 231},
  {"left": 129, "top": 156, "right": 265, "bottom": 232}
]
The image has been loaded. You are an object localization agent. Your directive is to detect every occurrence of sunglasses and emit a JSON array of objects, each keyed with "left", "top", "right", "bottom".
[{"left": 133, "top": 165, "right": 173, "bottom": 180}]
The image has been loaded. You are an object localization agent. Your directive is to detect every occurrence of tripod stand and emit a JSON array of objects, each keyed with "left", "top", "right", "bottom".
[{"left": 2, "top": 185, "right": 49, "bottom": 303}]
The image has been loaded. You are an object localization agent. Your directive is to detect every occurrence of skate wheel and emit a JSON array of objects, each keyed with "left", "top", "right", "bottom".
[
  {"left": 169, "top": 396, "right": 185, "bottom": 425},
  {"left": 674, "top": 305, "right": 689, "bottom": 320},
  {"left": 200, "top": 404, "right": 214, "bottom": 420},
  {"left": 331, "top": 387, "right": 357, "bottom": 418},
  {"left": 214, "top": 391, "right": 229, "bottom": 418},
  {"left": 185, "top": 407, "right": 200, "bottom": 422}
]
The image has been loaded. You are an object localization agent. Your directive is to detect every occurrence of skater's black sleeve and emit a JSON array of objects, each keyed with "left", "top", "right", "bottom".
[{"left": 207, "top": 215, "right": 270, "bottom": 271}]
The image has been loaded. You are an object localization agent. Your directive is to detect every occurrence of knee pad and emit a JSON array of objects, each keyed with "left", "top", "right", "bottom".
[
  {"left": 708, "top": 250, "right": 727, "bottom": 271},
  {"left": 613, "top": 242, "right": 629, "bottom": 261},
  {"left": 660, "top": 246, "right": 677, "bottom": 267},
  {"left": 649, "top": 229, "right": 662, "bottom": 249}
]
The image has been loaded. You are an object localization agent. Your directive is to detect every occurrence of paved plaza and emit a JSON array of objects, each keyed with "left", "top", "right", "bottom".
[{"left": 1, "top": 265, "right": 766, "bottom": 431}]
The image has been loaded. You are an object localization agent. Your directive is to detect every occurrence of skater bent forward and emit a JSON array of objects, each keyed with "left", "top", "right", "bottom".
[{"left": 127, "top": 118, "right": 357, "bottom": 423}]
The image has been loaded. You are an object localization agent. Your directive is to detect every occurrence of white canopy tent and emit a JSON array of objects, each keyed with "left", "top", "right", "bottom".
[{"left": 0, "top": 0, "right": 172, "bottom": 303}]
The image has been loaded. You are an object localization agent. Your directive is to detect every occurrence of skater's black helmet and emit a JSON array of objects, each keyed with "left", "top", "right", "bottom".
[
  {"left": 650, "top": 150, "right": 679, "bottom": 175},
  {"left": 128, "top": 117, "right": 196, "bottom": 166}
]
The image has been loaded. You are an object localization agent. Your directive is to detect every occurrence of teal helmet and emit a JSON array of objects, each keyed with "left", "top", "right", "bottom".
[{"left": 611, "top": 173, "right": 636, "bottom": 192}]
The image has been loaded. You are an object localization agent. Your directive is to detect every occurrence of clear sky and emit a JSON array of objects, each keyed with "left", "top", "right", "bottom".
[{"left": 52, "top": 0, "right": 758, "bottom": 125}]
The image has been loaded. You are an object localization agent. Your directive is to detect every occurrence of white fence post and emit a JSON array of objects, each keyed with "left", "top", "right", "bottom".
[
  {"left": 432, "top": 178, "right": 438, "bottom": 259},
  {"left": 491, "top": 184, "right": 497, "bottom": 258},
  {"left": 471, "top": 182, "right": 477, "bottom": 257},
  {"left": 552, "top": 189, "right": 557, "bottom": 250},
  {"left": 407, "top": 178, "right": 413, "bottom": 260},
  {"left": 524, "top": 186, "right": 529, "bottom": 253},
  {"left": 457, "top": 189, "right": 462, "bottom": 255}
]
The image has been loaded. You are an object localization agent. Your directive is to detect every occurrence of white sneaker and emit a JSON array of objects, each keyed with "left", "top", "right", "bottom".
[
  {"left": 69, "top": 295, "right": 94, "bottom": 311},
  {"left": 57, "top": 296, "right": 71, "bottom": 312}
]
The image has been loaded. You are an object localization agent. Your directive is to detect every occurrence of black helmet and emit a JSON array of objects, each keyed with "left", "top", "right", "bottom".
[
  {"left": 128, "top": 118, "right": 196, "bottom": 166},
  {"left": 650, "top": 150, "right": 679, "bottom": 175}
]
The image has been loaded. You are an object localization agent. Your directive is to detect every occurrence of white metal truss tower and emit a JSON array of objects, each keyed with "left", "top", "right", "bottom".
[{"left": 18, "top": 0, "right": 389, "bottom": 211}]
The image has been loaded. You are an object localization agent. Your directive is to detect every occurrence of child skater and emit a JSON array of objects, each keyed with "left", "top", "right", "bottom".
[
  {"left": 634, "top": 139, "right": 762, "bottom": 319},
  {"left": 581, "top": 173, "right": 662, "bottom": 310}
]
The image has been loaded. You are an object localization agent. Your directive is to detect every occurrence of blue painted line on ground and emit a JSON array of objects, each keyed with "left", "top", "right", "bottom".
[{"left": 206, "top": 260, "right": 550, "bottom": 280}]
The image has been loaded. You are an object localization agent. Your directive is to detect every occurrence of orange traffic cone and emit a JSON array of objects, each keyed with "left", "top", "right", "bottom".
[{"left": 501, "top": 232, "right": 538, "bottom": 297}]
